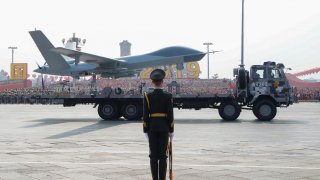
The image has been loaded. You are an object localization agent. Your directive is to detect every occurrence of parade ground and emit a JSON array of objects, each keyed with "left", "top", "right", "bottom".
[{"left": 0, "top": 103, "right": 320, "bottom": 180}]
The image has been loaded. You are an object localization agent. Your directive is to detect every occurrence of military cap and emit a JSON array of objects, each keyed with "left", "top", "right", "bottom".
[{"left": 150, "top": 69, "right": 166, "bottom": 82}]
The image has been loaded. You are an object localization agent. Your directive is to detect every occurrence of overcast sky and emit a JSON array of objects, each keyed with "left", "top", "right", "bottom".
[{"left": 0, "top": 0, "right": 319, "bottom": 79}]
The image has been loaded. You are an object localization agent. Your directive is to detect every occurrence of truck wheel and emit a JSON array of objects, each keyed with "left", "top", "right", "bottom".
[
  {"left": 218, "top": 101, "right": 241, "bottom": 121},
  {"left": 122, "top": 103, "right": 142, "bottom": 120},
  {"left": 253, "top": 99, "right": 277, "bottom": 121},
  {"left": 98, "top": 102, "right": 119, "bottom": 120}
]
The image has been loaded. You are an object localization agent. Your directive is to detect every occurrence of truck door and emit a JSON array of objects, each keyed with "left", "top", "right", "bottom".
[{"left": 268, "top": 68, "right": 287, "bottom": 97}]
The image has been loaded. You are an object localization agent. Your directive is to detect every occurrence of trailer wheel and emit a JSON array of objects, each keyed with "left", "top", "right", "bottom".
[
  {"left": 98, "top": 102, "right": 119, "bottom": 120},
  {"left": 253, "top": 99, "right": 277, "bottom": 121},
  {"left": 122, "top": 103, "right": 142, "bottom": 120},
  {"left": 218, "top": 101, "right": 241, "bottom": 121}
]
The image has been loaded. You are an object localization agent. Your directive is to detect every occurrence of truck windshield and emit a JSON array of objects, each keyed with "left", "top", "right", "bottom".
[
  {"left": 251, "top": 67, "right": 266, "bottom": 79},
  {"left": 270, "top": 68, "right": 282, "bottom": 78}
]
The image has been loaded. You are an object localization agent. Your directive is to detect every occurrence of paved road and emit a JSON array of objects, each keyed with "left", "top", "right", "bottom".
[{"left": 0, "top": 103, "right": 320, "bottom": 180}]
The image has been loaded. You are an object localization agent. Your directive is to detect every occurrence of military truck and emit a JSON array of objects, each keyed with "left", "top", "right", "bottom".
[
  {"left": 55, "top": 60, "right": 293, "bottom": 122},
  {"left": 0, "top": 61, "right": 294, "bottom": 121},
  {"left": 230, "top": 61, "right": 294, "bottom": 121}
]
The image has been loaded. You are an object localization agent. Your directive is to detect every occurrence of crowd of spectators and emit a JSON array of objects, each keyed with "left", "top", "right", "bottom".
[
  {"left": 294, "top": 88, "right": 320, "bottom": 101},
  {"left": 173, "top": 78, "right": 232, "bottom": 94},
  {"left": 2, "top": 77, "right": 320, "bottom": 101},
  {"left": 0, "top": 78, "right": 233, "bottom": 97},
  {"left": 97, "top": 78, "right": 233, "bottom": 95}
]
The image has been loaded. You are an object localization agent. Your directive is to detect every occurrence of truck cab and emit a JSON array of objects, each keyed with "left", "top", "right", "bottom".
[
  {"left": 236, "top": 61, "right": 294, "bottom": 121},
  {"left": 249, "top": 61, "right": 293, "bottom": 106},
  {"left": 232, "top": 61, "right": 294, "bottom": 121}
]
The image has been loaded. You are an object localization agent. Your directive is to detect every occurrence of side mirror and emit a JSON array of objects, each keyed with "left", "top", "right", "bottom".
[{"left": 233, "top": 68, "right": 239, "bottom": 77}]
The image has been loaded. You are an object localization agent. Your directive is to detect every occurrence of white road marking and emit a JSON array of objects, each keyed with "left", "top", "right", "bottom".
[
  {"left": 0, "top": 161, "right": 319, "bottom": 170},
  {"left": 2, "top": 150, "right": 320, "bottom": 157}
]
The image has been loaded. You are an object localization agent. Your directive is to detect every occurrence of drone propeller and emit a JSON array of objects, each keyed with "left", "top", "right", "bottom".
[
  {"left": 35, "top": 61, "right": 46, "bottom": 90},
  {"left": 36, "top": 61, "right": 41, "bottom": 69},
  {"left": 35, "top": 61, "right": 47, "bottom": 68}
]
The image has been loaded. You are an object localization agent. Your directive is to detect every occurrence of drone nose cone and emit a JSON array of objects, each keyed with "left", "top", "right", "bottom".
[
  {"left": 148, "top": 46, "right": 206, "bottom": 62},
  {"left": 183, "top": 51, "right": 206, "bottom": 62},
  {"left": 149, "top": 46, "right": 204, "bottom": 57}
]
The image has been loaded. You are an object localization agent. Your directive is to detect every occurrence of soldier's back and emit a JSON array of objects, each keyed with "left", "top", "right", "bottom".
[{"left": 147, "top": 89, "right": 172, "bottom": 132}]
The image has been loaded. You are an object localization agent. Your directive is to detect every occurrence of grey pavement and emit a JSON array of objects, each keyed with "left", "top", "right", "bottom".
[{"left": 0, "top": 103, "right": 320, "bottom": 179}]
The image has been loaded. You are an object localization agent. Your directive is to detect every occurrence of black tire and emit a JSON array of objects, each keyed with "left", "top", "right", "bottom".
[
  {"left": 122, "top": 102, "right": 142, "bottom": 120},
  {"left": 98, "top": 102, "right": 119, "bottom": 120},
  {"left": 253, "top": 99, "right": 277, "bottom": 121},
  {"left": 218, "top": 101, "right": 241, "bottom": 121}
]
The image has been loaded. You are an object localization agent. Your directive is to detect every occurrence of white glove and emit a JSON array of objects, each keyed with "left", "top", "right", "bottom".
[
  {"left": 144, "top": 133, "right": 149, "bottom": 140},
  {"left": 169, "top": 132, "right": 174, "bottom": 140}
]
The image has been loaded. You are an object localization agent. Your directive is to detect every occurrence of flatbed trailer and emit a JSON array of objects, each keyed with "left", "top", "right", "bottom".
[{"left": 32, "top": 92, "right": 238, "bottom": 121}]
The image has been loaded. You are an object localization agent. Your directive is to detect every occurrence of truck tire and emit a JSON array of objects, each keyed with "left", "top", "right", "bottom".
[
  {"left": 98, "top": 102, "right": 119, "bottom": 120},
  {"left": 218, "top": 101, "right": 241, "bottom": 121},
  {"left": 122, "top": 103, "right": 142, "bottom": 120},
  {"left": 253, "top": 99, "right": 277, "bottom": 121}
]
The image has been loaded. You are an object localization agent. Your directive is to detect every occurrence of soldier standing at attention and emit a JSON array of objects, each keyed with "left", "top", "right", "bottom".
[{"left": 143, "top": 69, "right": 174, "bottom": 180}]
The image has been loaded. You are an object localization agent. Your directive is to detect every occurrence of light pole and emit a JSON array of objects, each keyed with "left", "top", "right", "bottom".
[
  {"left": 203, "top": 42, "right": 213, "bottom": 79},
  {"left": 8, "top": 46, "right": 18, "bottom": 64},
  {"left": 240, "top": 0, "right": 245, "bottom": 67}
]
